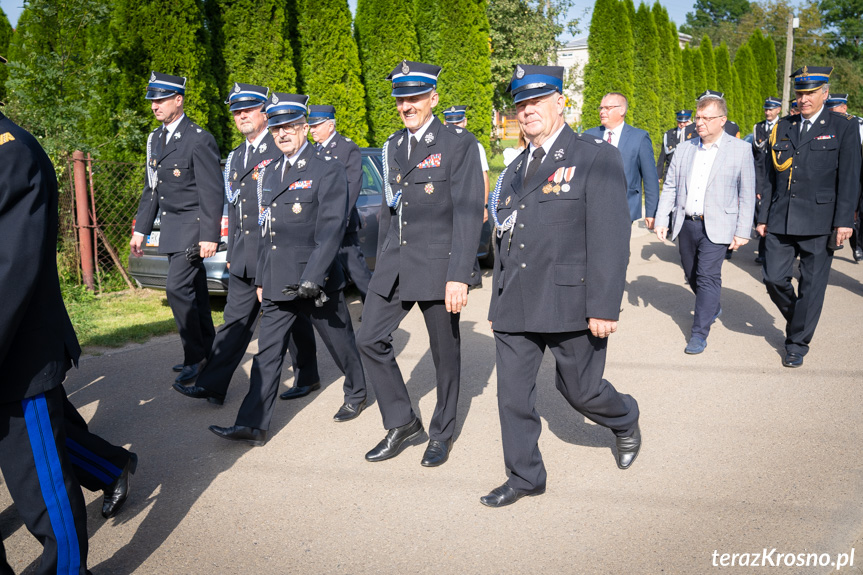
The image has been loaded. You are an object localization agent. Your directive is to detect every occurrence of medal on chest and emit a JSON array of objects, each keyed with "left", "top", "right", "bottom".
[{"left": 292, "top": 202, "right": 302, "bottom": 214}]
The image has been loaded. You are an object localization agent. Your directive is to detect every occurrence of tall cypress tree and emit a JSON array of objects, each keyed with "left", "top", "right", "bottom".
[
  {"left": 714, "top": 41, "right": 736, "bottom": 122},
  {"left": 669, "top": 22, "right": 686, "bottom": 111},
  {"left": 730, "top": 65, "right": 744, "bottom": 127},
  {"left": 583, "top": 0, "right": 634, "bottom": 128},
  {"left": 749, "top": 30, "right": 778, "bottom": 99},
  {"left": 110, "top": 0, "right": 226, "bottom": 151},
  {"left": 214, "top": 0, "right": 298, "bottom": 148},
  {"left": 699, "top": 35, "right": 717, "bottom": 91},
  {"left": 652, "top": 3, "right": 677, "bottom": 128},
  {"left": 355, "top": 0, "right": 419, "bottom": 146},
  {"left": 732, "top": 43, "right": 760, "bottom": 130},
  {"left": 297, "top": 0, "right": 369, "bottom": 145},
  {"left": 681, "top": 43, "right": 694, "bottom": 105},
  {"left": 691, "top": 47, "right": 706, "bottom": 99},
  {"left": 411, "top": 0, "right": 492, "bottom": 152},
  {"left": 0, "top": 9, "right": 12, "bottom": 104},
  {"left": 633, "top": 3, "right": 662, "bottom": 156},
  {"left": 5, "top": 0, "right": 116, "bottom": 158}
]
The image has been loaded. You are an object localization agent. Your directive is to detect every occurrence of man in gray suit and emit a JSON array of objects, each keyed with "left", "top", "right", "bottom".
[
  {"left": 655, "top": 94, "right": 756, "bottom": 354},
  {"left": 585, "top": 92, "right": 660, "bottom": 227}
]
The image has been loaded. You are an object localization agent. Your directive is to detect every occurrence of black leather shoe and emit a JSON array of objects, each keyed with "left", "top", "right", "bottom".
[
  {"left": 333, "top": 398, "right": 366, "bottom": 422},
  {"left": 782, "top": 352, "right": 804, "bottom": 368},
  {"left": 365, "top": 418, "right": 424, "bottom": 462},
  {"left": 615, "top": 425, "right": 641, "bottom": 470},
  {"left": 420, "top": 438, "right": 453, "bottom": 467},
  {"left": 754, "top": 255, "right": 765, "bottom": 264},
  {"left": 172, "top": 363, "right": 184, "bottom": 373},
  {"left": 854, "top": 248, "right": 863, "bottom": 262},
  {"left": 208, "top": 425, "right": 267, "bottom": 446},
  {"left": 279, "top": 381, "right": 321, "bottom": 400},
  {"left": 480, "top": 483, "right": 545, "bottom": 508},
  {"left": 172, "top": 383, "right": 225, "bottom": 405},
  {"left": 175, "top": 363, "right": 201, "bottom": 384},
  {"left": 102, "top": 452, "right": 138, "bottom": 518}
]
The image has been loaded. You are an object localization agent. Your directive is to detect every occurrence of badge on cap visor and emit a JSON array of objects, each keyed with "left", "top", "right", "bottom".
[
  {"left": 516, "top": 65, "right": 525, "bottom": 79},
  {"left": 402, "top": 61, "right": 410, "bottom": 74}
]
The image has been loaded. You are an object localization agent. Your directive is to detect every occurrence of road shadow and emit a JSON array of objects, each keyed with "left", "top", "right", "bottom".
[
  {"left": 626, "top": 275, "right": 786, "bottom": 354},
  {"left": 29, "top": 322, "right": 345, "bottom": 573}
]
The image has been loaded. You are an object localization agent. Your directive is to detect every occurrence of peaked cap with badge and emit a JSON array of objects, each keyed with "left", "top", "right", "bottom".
[
  {"left": 265, "top": 92, "right": 308, "bottom": 128},
  {"left": 826, "top": 93, "right": 848, "bottom": 109},
  {"left": 443, "top": 106, "right": 467, "bottom": 123},
  {"left": 225, "top": 82, "right": 268, "bottom": 112},
  {"left": 506, "top": 64, "right": 564, "bottom": 103},
  {"left": 307, "top": 105, "right": 336, "bottom": 126},
  {"left": 763, "top": 96, "right": 782, "bottom": 109},
  {"left": 676, "top": 109, "right": 693, "bottom": 121},
  {"left": 146, "top": 71, "right": 186, "bottom": 100},
  {"left": 791, "top": 65, "right": 832, "bottom": 92},
  {"left": 386, "top": 60, "right": 441, "bottom": 97}
]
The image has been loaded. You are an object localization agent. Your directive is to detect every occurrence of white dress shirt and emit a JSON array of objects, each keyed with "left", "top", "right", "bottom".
[{"left": 684, "top": 138, "right": 722, "bottom": 217}]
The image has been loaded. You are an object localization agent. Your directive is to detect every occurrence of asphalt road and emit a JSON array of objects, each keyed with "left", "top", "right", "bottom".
[{"left": 2, "top": 226, "right": 863, "bottom": 574}]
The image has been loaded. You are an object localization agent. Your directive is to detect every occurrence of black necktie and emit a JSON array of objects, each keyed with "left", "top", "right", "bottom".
[
  {"left": 523, "top": 147, "right": 546, "bottom": 184},
  {"left": 158, "top": 127, "right": 167, "bottom": 156},
  {"left": 803, "top": 119, "right": 811, "bottom": 133},
  {"left": 408, "top": 136, "right": 419, "bottom": 164},
  {"left": 315, "top": 142, "right": 324, "bottom": 152},
  {"left": 244, "top": 143, "right": 252, "bottom": 169}
]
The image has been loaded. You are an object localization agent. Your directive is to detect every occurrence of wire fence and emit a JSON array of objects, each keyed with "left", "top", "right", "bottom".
[{"left": 60, "top": 153, "right": 144, "bottom": 293}]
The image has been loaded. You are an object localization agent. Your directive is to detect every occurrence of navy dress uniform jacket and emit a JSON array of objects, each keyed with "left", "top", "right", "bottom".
[
  {"left": 657, "top": 123, "right": 697, "bottom": 181},
  {"left": 323, "top": 132, "right": 363, "bottom": 233},
  {"left": 371, "top": 117, "right": 484, "bottom": 301},
  {"left": 0, "top": 113, "right": 81, "bottom": 402},
  {"left": 134, "top": 115, "right": 224, "bottom": 253},
  {"left": 758, "top": 111, "right": 862, "bottom": 235},
  {"left": 256, "top": 143, "right": 347, "bottom": 300},
  {"left": 225, "top": 131, "right": 280, "bottom": 279},
  {"left": 489, "top": 125, "right": 631, "bottom": 333}
]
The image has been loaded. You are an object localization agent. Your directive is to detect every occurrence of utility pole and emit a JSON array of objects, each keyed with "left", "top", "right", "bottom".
[{"left": 781, "top": 14, "right": 799, "bottom": 115}]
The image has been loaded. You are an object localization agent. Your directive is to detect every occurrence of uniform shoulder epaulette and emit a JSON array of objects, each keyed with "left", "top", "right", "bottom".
[
  {"left": 577, "top": 132, "right": 604, "bottom": 147},
  {"left": 343, "top": 135, "right": 352, "bottom": 142},
  {"left": 442, "top": 123, "right": 467, "bottom": 136}
]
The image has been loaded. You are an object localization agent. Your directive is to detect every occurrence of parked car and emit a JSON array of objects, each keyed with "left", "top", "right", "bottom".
[{"left": 128, "top": 147, "right": 493, "bottom": 295}]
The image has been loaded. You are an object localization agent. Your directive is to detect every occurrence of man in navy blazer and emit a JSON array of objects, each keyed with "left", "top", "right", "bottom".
[{"left": 585, "top": 92, "right": 660, "bottom": 227}]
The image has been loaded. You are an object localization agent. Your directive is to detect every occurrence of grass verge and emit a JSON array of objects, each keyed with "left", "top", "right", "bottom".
[{"left": 64, "top": 286, "right": 225, "bottom": 350}]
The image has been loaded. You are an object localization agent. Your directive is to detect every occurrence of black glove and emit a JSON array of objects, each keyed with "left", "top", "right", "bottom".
[
  {"left": 297, "top": 280, "right": 322, "bottom": 299},
  {"left": 185, "top": 243, "right": 203, "bottom": 263},
  {"left": 281, "top": 284, "right": 299, "bottom": 297}
]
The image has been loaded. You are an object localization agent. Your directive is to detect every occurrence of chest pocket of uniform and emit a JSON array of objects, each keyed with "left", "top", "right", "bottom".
[
  {"left": 166, "top": 159, "right": 191, "bottom": 181},
  {"left": 538, "top": 193, "right": 582, "bottom": 225},
  {"left": 284, "top": 189, "right": 315, "bottom": 223},
  {"left": 412, "top": 167, "right": 447, "bottom": 204},
  {"left": 810, "top": 138, "right": 838, "bottom": 151},
  {"left": 772, "top": 141, "right": 791, "bottom": 152}
]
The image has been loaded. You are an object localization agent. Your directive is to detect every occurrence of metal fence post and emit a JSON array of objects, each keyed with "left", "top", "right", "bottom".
[{"left": 73, "top": 150, "right": 95, "bottom": 291}]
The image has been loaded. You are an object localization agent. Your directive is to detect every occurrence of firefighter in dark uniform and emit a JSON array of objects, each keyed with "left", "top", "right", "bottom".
[
  {"left": 756, "top": 66, "right": 862, "bottom": 368},
  {"left": 357, "top": 61, "right": 484, "bottom": 468},
  {"left": 173, "top": 83, "right": 319, "bottom": 406},
  {"left": 751, "top": 96, "right": 782, "bottom": 263},
  {"left": 307, "top": 104, "right": 373, "bottom": 302},
  {"left": 825, "top": 93, "right": 863, "bottom": 261},
  {"left": 0, "top": 66, "right": 138, "bottom": 572},
  {"left": 131, "top": 72, "right": 224, "bottom": 384},
  {"left": 481, "top": 65, "right": 641, "bottom": 508},
  {"left": 656, "top": 109, "right": 696, "bottom": 182},
  {"left": 208, "top": 93, "right": 367, "bottom": 446}
]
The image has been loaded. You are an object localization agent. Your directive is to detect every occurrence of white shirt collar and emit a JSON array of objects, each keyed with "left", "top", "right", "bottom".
[
  {"left": 247, "top": 128, "right": 268, "bottom": 150},
  {"left": 163, "top": 114, "right": 185, "bottom": 140},
  {"left": 408, "top": 115, "right": 435, "bottom": 143},
  {"left": 320, "top": 131, "right": 337, "bottom": 148},
  {"left": 285, "top": 141, "right": 308, "bottom": 167},
  {"left": 699, "top": 132, "right": 723, "bottom": 150},
  {"left": 801, "top": 106, "right": 824, "bottom": 127},
  {"left": 527, "top": 122, "right": 567, "bottom": 159}
]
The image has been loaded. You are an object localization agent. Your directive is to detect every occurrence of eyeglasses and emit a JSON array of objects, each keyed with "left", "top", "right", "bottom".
[
  {"left": 694, "top": 115, "right": 725, "bottom": 123},
  {"left": 270, "top": 124, "right": 306, "bottom": 135},
  {"left": 598, "top": 105, "right": 623, "bottom": 112}
]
